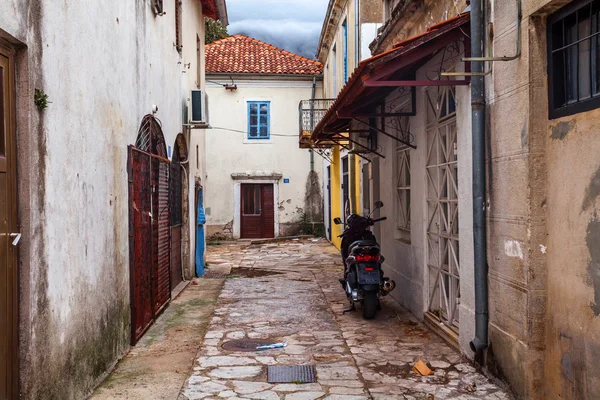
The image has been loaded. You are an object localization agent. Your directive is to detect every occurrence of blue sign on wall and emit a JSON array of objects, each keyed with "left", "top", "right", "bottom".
[{"left": 284, "top": 178, "right": 290, "bottom": 183}]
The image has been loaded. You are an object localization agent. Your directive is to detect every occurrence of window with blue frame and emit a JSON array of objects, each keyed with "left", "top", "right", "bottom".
[
  {"left": 247, "top": 101, "right": 270, "bottom": 139},
  {"left": 342, "top": 19, "right": 348, "bottom": 83}
]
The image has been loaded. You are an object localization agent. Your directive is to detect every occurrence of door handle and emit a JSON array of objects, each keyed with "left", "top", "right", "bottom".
[{"left": 10, "top": 233, "right": 21, "bottom": 246}]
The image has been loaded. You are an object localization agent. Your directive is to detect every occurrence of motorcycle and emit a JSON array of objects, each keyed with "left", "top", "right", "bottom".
[{"left": 334, "top": 201, "right": 396, "bottom": 319}]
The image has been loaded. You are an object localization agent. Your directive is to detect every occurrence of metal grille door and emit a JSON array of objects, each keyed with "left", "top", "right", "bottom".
[
  {"left": 425, "top": 87, "right": 460, "bottom": 330},
  {"left": 128, "top": 145, "right": 171, "bottom": 344},
  {"left": 129, "top": 148, "right": 154, "bottom": 343},
  {"left": 152, "top": 158, "right": 171, "bottom": 316}
]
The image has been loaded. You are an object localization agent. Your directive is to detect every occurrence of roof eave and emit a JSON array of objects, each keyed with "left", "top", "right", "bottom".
[
  {"left": 206, "top": 72, "right": 324, "bottom": 79},
  {"left": 216, "top": 0, "right": 228, "bottom": 26},
  {"left": 316, "top": 0, "right": 344, "bottom": 63}
]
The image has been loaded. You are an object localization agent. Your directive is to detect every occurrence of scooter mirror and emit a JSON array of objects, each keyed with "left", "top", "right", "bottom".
[
  {"left": 333, "top": 217, "right": 343, "bottom": 225},
  {"left": 374, "top": 201, "right": 384, "bottom": 209}
]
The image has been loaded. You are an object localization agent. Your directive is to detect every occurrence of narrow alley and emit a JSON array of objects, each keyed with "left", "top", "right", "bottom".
[{"left": 176, "top": 239, "right": 510, "bottom": 400}]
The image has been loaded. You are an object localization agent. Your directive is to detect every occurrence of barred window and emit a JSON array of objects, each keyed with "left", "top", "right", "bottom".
[{"left": 548, "top": 0, "right": 600, "bottom": 118}]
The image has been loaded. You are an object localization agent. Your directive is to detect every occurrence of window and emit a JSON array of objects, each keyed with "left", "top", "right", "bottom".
[
  {"left": 175, "top": 0, "right": 183, "bottom": 52},
  {"left": 247, "top": 101, "right": 270, "bottom": 139},
  {"left": 332, "top": 44, "right": 338, "bottom": 95},
  {"left": 395, "top": 117, "right": 411, "bottom": 242},
  {"left": 548, "top": 0, "right": 600, "bottom": 118},
  {"left": 342, "top": 156, "right": 350, "bottom": 216},
  {"left": 368, "top": 117, "right": 378, "bottom": 152},
  {"left": 342, "top": 19, "right": 349, "bottom": 83},
  {"left": 242, "top": 185, "right": 261, "bottom": 215}
]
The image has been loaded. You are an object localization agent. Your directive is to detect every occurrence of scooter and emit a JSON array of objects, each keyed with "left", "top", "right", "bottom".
[{"left": 334, "top": 201, "right": 396, "bottom": 319}]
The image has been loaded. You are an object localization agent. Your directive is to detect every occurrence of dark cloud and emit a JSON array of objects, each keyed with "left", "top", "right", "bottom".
[{"left": 226, "top": 0, "right": 328, "bottom": 59}]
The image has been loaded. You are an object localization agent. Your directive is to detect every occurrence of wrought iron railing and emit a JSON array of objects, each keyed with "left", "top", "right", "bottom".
[{"left": 298, "top": 99, "right": 335, "bottom": 141}]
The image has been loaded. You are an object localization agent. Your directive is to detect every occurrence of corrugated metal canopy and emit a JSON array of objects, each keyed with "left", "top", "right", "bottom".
[{"left": 311, "top": 12, "right": 471, "bottom": 144}]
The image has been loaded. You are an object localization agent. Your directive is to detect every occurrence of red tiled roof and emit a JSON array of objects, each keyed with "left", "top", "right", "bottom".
[{"left": 205, "top": 35, "right": 323, "bottom": 75}]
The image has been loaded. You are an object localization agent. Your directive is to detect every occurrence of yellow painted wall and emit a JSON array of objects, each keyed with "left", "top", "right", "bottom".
[
  {"left": 353, "top": 154, "right": 361, "bottom": 214},
  {"left": 330, "top": 145, "right": 342, "bottom": 249}
]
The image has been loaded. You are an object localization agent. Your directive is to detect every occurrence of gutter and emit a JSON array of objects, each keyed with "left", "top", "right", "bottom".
[
  {"left": 470, "top": 0, "right": 489, "bottom": 353},
  {"left": 215, "top": 0, "right": 229, "bottom": 26},
  {"left": 355, "top": 0, "right": 360, "bottom": 64},
  {"left": 206, "top": 73, "right": 323, "bottom": 81}
]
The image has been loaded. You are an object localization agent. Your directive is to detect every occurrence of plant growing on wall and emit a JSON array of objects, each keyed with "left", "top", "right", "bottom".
[
  {"left": 205, "top": 18, "right": 229, "bottom": 44},
  {"left": 34, "top": 89, "right": 50, "bottom": 110}
]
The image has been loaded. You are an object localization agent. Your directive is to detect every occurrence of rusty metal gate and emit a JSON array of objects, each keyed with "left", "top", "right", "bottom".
[
  {"left": 152, "top": 157, "right": 171, "bottom": 315},
  {"left": 128, "top": 115, "right": 172, "bottom": 344},
  {"left": 170, "top": 146, "right": 183, "bottom": 289}
]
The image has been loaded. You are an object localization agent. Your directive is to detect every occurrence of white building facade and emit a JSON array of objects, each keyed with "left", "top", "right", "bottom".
[{"left": 204, "top": 35, "right": 324, "bottom": 240}]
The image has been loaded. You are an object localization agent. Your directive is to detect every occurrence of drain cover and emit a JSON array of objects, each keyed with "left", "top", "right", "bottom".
[
  {"left": 221, "top": 339, "right": 274, "bottom": 352},
  {"left": 202, "top": 272, "right": 228, "bottom": 279},
  {"left": 267, "top": 365, "right": 317, "bottom": 383}
]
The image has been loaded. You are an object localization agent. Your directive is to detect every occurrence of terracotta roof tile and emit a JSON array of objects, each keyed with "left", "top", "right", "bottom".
[{"left": 206, "top": 35, "right": 323, "bottom": 75}]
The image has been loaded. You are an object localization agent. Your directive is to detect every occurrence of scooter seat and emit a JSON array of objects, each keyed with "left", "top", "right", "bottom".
[{"left": 350, "top": 240, "right": 378, "bottom": 249}]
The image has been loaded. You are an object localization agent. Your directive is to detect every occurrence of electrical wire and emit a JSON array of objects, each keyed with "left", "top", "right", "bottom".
[{"left": 210, "top": 126, "right": 300, "bottom": 137}]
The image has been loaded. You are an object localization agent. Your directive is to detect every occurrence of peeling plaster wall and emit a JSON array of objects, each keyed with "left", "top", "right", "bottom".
[
  {"left": 204, "top": 76, "right": 323, "bottom": 239},
  {"left": 0, "top": 1, "right": 206, "bottom": 398},
  {"left": 544, "top": 110, "right": 600, "bottom": 400}
]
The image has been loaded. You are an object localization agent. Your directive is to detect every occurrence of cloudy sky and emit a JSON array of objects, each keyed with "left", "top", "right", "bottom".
[{"left": 226, "top": 0, "right": 329, "bottom": 60}]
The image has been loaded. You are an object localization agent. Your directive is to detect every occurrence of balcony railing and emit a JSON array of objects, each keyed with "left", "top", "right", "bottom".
[{"left": 298, "top": 99, "right": 335, "bottom": 148}]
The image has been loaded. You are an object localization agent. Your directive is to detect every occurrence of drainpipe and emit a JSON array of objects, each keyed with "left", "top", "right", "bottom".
[
  {"left": 470, "top": 0, "right": 489, "bottom": 353},
  {"left": 309, "top": 75, "right": 317, "bottom": 172},
  {"left": 355, "top": 0, "right": 360, "bottom": 64}
]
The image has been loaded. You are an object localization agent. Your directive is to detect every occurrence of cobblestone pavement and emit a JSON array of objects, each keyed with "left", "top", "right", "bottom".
[{"left": 179, "top": 239, "right": 511, "bottom": 400}]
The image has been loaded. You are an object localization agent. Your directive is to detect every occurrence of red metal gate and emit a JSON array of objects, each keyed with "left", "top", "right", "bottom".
[
  {"left": 128, "top": 146, "right": 171, "bottom": 344},
  {"left": 152, "top": 157, "right": 171, "bottom": 315}
]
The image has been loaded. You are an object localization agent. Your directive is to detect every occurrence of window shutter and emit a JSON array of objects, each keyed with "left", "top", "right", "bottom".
[{"left": 175, "top": 0, "right": 183, "bottom": 52}]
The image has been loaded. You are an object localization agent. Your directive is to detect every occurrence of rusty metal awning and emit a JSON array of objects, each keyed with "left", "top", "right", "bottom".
[{"left": 311, "top": 12, "right": 471, "bottom": 148}]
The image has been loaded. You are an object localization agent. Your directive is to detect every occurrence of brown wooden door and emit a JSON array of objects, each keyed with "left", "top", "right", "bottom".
[
  {"left": 0, "top": 47, "right": 19, "bottom": 399},
  {"left": 240, "top": 184, "right": 275, "bottom": 239}
]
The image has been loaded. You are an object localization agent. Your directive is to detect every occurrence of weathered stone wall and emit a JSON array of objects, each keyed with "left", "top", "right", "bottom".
[{"left": 370, "top": 0, "right": 468, "bottom": 54}]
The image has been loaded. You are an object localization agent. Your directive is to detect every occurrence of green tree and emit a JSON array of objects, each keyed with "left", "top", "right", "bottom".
[{"left": 205, "top": 18, "right": 229, "bottom": 44}]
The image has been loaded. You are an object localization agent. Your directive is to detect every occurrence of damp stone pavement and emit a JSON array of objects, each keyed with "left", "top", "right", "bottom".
[{"left": 179, "top": 239, "right": 511, "bottom": 400}]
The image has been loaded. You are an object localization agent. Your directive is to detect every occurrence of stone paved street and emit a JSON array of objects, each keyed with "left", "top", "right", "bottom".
[{"left": 179, "top": 239, "right": 511, "bottom": 400}]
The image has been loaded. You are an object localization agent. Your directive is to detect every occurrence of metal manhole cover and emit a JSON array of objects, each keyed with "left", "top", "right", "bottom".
[
  {"left": 267, "top": 365, "right": 317, "bottom": 383},
  {"left": 202, "top": 272, "right": 228, "bottom": 279},
  {"left": 221, "top": 339, "right": 274, "bottom": 352}
]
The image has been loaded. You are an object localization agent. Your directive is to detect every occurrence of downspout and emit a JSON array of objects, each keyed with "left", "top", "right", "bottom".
[
  {"left": 309, "top": 75, "right": 317, "bottom": 172},
  {"left": 470, "top": 0, "right": 489, "bottom": 353},
  {"left": 355, "top": 0, "right": 360, "bottom": 64}
]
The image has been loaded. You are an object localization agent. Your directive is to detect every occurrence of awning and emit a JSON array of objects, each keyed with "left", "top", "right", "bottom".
[{"left": 311, "top": 12, "right": 471, "bottom": 148}]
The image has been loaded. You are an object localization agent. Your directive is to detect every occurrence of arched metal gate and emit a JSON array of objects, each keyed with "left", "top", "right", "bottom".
[{"left": 128, "top": 115, "right": 172, "bottom": 344}]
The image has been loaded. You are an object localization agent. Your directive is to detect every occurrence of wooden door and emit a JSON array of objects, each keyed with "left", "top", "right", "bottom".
[
  {"left": 0, "top": 47, "right": 19, "bottom": 399},
  {"left": 240, "top": 184, "right": 274, "bottom": 239},
  {"left": 261, "top": 185, "right": 275, "bottom": 238}
]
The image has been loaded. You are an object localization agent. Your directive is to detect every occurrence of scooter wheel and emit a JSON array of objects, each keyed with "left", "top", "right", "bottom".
[{"left": 362, "top": 291, "right": 378, "bottom": 320}]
